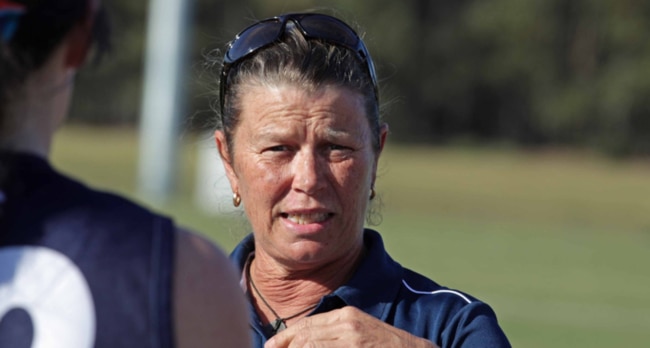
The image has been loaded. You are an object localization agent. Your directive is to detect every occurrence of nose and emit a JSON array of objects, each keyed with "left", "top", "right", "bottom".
[{"left": 292, "top": 149, "right": 326, "bottom": 195}]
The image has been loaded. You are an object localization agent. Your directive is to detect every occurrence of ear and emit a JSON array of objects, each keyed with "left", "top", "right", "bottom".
[
  {"left": 378, "top": 123, "right": 389, "bottom": 155},
  {"left": 214, "top": 130, "right": 239, "bottom": 193},
  {"left": 64, "top": 11, "right": 94, "bottom": 68},
  {"left": 371, "top": 123, "right": 389, "bottom": 184}
]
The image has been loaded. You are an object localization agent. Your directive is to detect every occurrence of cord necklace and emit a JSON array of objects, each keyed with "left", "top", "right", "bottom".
[{"left": 247, "top": 260, "right": 318, "bottom": 334}]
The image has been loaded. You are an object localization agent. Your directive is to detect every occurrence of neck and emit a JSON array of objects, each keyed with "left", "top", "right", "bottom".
[
  {"left": 248, "top": 241, "right": 365, "bottom": 326},
  {"left": 0, "top": 104, "right": 55, "bottom": 158},
  {"left": 0, "top": 44, "right": 74, "bottom": 157}
]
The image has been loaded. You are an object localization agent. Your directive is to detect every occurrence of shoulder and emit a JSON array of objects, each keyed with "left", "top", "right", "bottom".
[
  {"left": 173, "top": 228, "right": 250, "bottom": 348},
  {"left": 397, "top": 269, "right": 511, "bottom": 347},
  {"left": 43, "top": 167, "right": 160, "bottom": 218},
  {"left": 8, "top": 163, "right": 176, "bottom": 250},
  {"left": 70, "top": 179, "right": 159, "bottom": 218},
  {"left": 55, "top": 173, "right": 174, "bottom": 231},
  {"left": 173, "top": 227, "right": 238, "bottom": 289},
  {"left": 400, "top": 269, "right": 475, "bottom": 307}
]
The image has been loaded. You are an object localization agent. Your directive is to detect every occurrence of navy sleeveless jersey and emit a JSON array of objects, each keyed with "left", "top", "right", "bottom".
[{"left": 0, "top": 152, "right": 175, "bottom": 348}]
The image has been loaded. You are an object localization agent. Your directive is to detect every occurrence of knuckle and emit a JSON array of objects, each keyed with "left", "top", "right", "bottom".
[
  {"left": 339, "top": 306, "right": 358, "bottom": 317},
  {"left": 345, "top": 318, "right": 363, "bottom": 332}
]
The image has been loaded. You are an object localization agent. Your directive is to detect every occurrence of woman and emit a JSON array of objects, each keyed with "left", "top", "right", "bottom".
[
  {"left": 0, "top": 1, "right": 249, "bottom": 347},
  {"left": 213, "top": 12, "right": 511, "bottom": 348}
]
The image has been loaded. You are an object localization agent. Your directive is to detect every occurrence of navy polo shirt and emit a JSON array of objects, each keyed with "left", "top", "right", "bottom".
[{"left": 231, "top": 229, "right": 511, "bottom": 348}]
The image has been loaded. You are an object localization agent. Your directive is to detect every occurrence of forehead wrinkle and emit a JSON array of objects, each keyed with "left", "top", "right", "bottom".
[
  {"left": 239, "top": 84, "right": 371, "bottom": 142},
  {"left": 253, "top": 122, "right": 300, "bottom": 141},
  {"left": 322, "top": 126, "right": 356, "bottom": 140}
]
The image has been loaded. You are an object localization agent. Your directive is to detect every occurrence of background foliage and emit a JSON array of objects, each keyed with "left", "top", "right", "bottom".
[{"left": 70, "top": 0, "right": 650, "bottom": 156}]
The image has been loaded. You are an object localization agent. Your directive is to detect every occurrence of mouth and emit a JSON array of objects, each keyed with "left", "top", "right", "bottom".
[{"left": 281, "top": 212, "right": 333, "bottom": 225}]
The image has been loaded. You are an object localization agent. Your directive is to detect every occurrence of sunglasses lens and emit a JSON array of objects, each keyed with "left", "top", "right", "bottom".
[
  {"left": 298, "top": 15, "right": 359, "bottom": 48},
  {"left": 225, "top": 20, "right": 283, "bottom": 63}
]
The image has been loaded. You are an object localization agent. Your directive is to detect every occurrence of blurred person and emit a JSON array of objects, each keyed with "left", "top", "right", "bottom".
[
  {"left": 211, "top": 11, "right": 511, "bottom": 348},
  {"left": 0, "top": 1, "right": 249, "bottom": 347}
]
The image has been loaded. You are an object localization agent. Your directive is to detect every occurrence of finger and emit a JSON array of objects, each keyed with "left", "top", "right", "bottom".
[
  {"left": 265, "top": 311, "right": 347, "bottom": 348},
  {"left": 264, "top": 319, "right": 321, "bottom": 348},
  {"left": 266, "top": 309, "right": 370, "bottom": 348}
]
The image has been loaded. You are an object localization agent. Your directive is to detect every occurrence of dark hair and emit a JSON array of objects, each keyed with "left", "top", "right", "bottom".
[
  {"left": 212, "top": 23, "right": 382, "bottom": 158},
  {"left": 1, "top": 0, "right": 110, "bottom": 126},
  {"left": 0, "top": 0, "right": 110, "bottom": 224}
]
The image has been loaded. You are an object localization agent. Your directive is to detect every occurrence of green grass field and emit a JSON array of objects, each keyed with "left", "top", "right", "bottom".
[{"left": 52, "top": 125, "right": 650, "bottom": 347}]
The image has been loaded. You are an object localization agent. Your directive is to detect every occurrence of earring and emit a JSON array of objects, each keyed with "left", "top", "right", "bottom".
[
  {"left": 369, "top": 187, "right": 376, "bottom": 200},
  {"left": 233, "top": 192, "right": 241, "bottom": 207}
]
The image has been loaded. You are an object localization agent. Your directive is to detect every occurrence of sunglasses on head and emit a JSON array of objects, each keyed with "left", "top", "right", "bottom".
[{"left": 219, "top": 13, "right": 379, "bottom": 115}]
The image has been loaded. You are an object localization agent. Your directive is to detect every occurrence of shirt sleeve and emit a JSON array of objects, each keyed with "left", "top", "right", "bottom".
[{"left": 439, "top": 301, "right": 511, "bottom": 348}]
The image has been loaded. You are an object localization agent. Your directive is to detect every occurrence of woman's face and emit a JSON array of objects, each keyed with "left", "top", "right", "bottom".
[{"left": 217, "top": 84, "right": 387, "bottom": 270}]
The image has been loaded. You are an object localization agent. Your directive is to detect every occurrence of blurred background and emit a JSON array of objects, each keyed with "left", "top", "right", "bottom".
[{"left": 52, "top": 0, "right": 650, "bottom": 347}]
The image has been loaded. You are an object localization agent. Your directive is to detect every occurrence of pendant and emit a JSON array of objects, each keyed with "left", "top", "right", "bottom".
[{"left": 271, "top": 318, "right": 287, "bottom": 333}]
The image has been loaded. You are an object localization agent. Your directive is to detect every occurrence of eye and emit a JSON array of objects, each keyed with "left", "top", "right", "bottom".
[
  {"left": 261, "top": 144, "right": 294, "bottom": 161},
  {"left": 266, "top": 145, "right": 290, "bottom": 152},
  {"left": 325, "top": 143, "right": 354, "bottom": 160},
  {"left": 328, "top": 144, "right": 348, "bottom": 151}
]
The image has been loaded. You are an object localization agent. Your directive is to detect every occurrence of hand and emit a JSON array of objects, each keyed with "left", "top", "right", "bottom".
[{"left": 264, "top": 306, "right": 439, "bottom": 348}]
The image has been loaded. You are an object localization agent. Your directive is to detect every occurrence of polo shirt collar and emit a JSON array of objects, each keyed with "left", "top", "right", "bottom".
[{"left": 330, "top": 229, "right": 403, "bottom": 320}]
